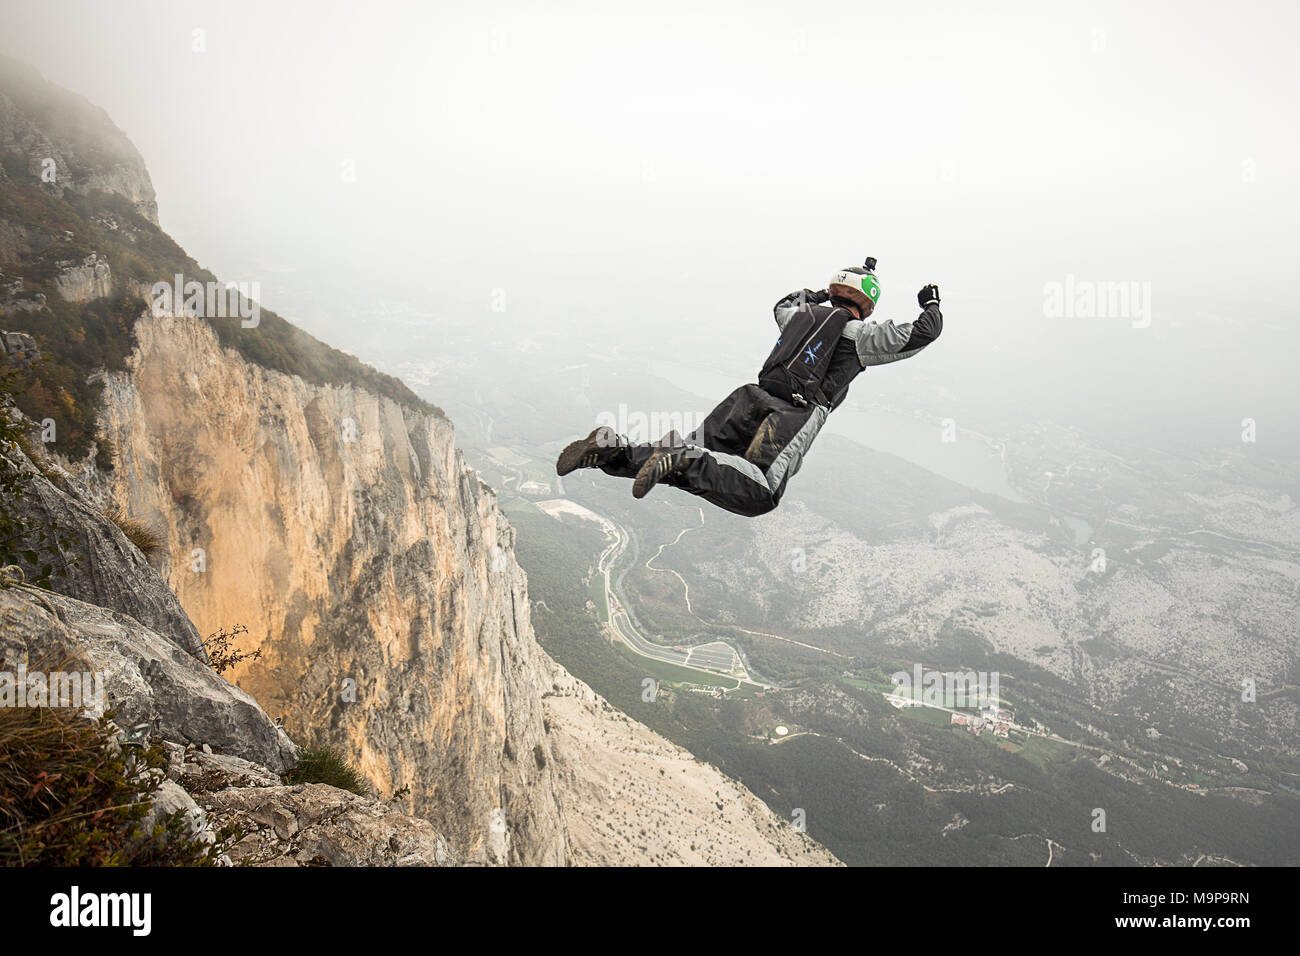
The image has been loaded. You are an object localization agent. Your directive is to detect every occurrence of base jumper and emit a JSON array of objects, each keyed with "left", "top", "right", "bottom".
[{"left": 556, "top": 258, "right": 944, "bottom": 517}]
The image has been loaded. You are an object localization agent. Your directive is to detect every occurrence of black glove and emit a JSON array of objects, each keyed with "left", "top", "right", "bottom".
[
  {"left": 918, "top": 284, "right": 940, "bottom": 308},
  {"left": 800, "top": 288, "right": 829, "bottom": 306}
]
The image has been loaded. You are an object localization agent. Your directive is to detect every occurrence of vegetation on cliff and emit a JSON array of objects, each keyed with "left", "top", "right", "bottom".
[
  {"left": 285, "top": 746, "right": 370, "bottom": 796},
  {"left": 0, "top": 704, "right": 235, "bottom": 866},
  {"left": 0, "top": 369, "right": 73, "bottom": 584},
  {"left": 0, "top": 179, "right": 441, "bottom": 460}
]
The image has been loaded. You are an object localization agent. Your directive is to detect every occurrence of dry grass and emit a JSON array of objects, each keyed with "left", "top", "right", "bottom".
[
  {"left": 0, "top": 702, "right": 228, "bottom": 865},
  {"left": 103, "top": 505, "right": 165, "bottom": 558}
]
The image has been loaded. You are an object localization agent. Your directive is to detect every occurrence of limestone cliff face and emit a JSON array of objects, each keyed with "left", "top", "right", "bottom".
[
  {"left": 87, "top": 311, "right": 842, "bottom": 867},
  {"left": 94, "top": 310, "right": 567, "bottom": 865},
  {"left": 53, "top": 253, "right": 113, "bottom": 303}
]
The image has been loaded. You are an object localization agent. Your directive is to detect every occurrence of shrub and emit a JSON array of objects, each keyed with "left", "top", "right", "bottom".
[
  {"left": 284, "top": 746, "right": 370, "bottom": 796},
  {"left": 94, "top": 435, "right": 116, "bottom": 472},
  {"left": 0, "top": 704, "right": 233, "bottom": 865},
  {"left": 200, "top": 624, "right": 262, "bottom": 675},
  {"left": 0, "top": 370, "right": 72, "bottom": 585},
  {"left": 103, "top": 505, "right": 164, "bottom": 558}
]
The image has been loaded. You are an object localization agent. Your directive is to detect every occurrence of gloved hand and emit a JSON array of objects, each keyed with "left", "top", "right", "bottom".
[
  {"left": 918, "top": 284, "right": 940, "bottom": 308},
  {"left": 800, "top": 288, "right": 829, "bottom": 306}
]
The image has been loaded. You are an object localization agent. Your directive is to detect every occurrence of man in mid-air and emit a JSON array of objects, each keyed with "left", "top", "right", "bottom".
[{"left": 556, "top": 258, "right": 943, "bottom": 517}]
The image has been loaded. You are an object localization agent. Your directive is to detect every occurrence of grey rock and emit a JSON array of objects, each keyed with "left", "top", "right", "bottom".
[
  {"left": 170, "top": 747, "right": 282, "bottom": 791},
  {"left": 140, "top": 779, "right": 212, "bottom": 846},
  {"left": 4, "top": 438, "right": 205, "bottom": 659},
  {"left": 0, "top": 587, "right": 295, "bottom": 771},
  {"left": 52, "top": 253, "right": 113, "bottom": 303},
  {"left": 0, "top": 330, "right": 40, "bottom": 366},
  {"left": 0, "top": 55, "right": 159, "bottom": 224},
  {"left": 196, "top": 784, "right": 460, "bottom": 867}
]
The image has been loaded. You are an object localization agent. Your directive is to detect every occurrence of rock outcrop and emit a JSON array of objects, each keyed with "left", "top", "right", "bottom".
[
  {"left": 53, "top": 253, "right": 113, "bottom": 303},
  {"left": 9, "top": 438, "right": 204, "bottom": 658},
  {"left": 0, "top": 586, "right": 294, "bottom": 772},
  {"left": 162, "top": 743, "right": 457, "bottom": 866},
  {"left": 0, "top": 55, "right": 159, "bottom": 224},
  {"left": 145, "top": 741, "right": 458, "bottom": 866},
  {"left": 0, "top": 329, "right": 40, "bottom": 366},
  {"left": 198, "top": 783, "right": 458, "bottom": 867}
]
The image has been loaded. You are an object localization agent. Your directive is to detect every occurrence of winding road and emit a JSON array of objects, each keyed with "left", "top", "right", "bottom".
[{"left": 591, "top": 506, "right": 766, "bottom": 688}]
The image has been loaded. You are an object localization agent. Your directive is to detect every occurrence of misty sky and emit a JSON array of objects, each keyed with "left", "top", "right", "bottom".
[{"left": 3, "top": 0, "right": 1298, "bottom": 451}]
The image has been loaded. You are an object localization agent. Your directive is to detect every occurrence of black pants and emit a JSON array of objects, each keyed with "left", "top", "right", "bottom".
[{"left": 600, "top": 384, "right": 829, "bottom": 517}]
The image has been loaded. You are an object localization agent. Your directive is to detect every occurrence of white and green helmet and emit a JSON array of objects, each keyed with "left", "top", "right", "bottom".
[{"left": 829, "top": 259, "right": 880, "bottom": 313}]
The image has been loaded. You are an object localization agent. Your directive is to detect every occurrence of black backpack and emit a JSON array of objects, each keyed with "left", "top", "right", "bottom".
[{"left": 757, "top": 305, "right": 850, "bottom": 407}]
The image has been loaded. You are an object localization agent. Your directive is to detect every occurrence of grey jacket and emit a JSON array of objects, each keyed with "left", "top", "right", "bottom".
[{"left": 773, "top": 288, "right": 943, "bottom": 368}]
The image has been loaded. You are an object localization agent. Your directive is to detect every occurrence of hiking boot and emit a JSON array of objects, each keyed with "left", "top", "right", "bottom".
[
  {"left": 633, "top": 431, "right": 689, "bottom": 499},
  {"left": 556, "top": 426, "right": 623, "bottom": 476}
]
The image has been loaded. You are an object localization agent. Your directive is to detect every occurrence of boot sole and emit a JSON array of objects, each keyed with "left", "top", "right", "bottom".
[
  {"left": 556, "top": 426, "right": 616, "bottom": 476},
  {"left": 633, "top": 447, "right": 678, "bottom": 499}
]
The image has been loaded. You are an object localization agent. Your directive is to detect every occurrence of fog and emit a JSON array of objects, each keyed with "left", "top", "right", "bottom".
[{"left": 3, "top": 0, "right": 1297, "bottom": 453}]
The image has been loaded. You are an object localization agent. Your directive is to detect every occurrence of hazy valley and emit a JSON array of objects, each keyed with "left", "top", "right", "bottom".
[{"left": 332, "top": 306, "right": 1300, "bottom": 867}]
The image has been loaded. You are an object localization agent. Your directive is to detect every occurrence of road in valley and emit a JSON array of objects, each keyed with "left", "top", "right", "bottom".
[{"left": 588, "top": 505, "right": 766, "bottom": 688}]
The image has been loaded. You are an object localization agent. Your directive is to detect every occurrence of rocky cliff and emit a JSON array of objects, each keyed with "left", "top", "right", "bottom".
[
  {"left": 2, "top": 58, "right": 838, "bottom": 866},
  {"left": 90, "top": 310, "right": 568, "bottom": 865},
  {"left": 0, "top": 56, "right": 157, "bottom": 225},
  {"left": 81, "top": 309, "right": 840, "bottom": 866}
]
